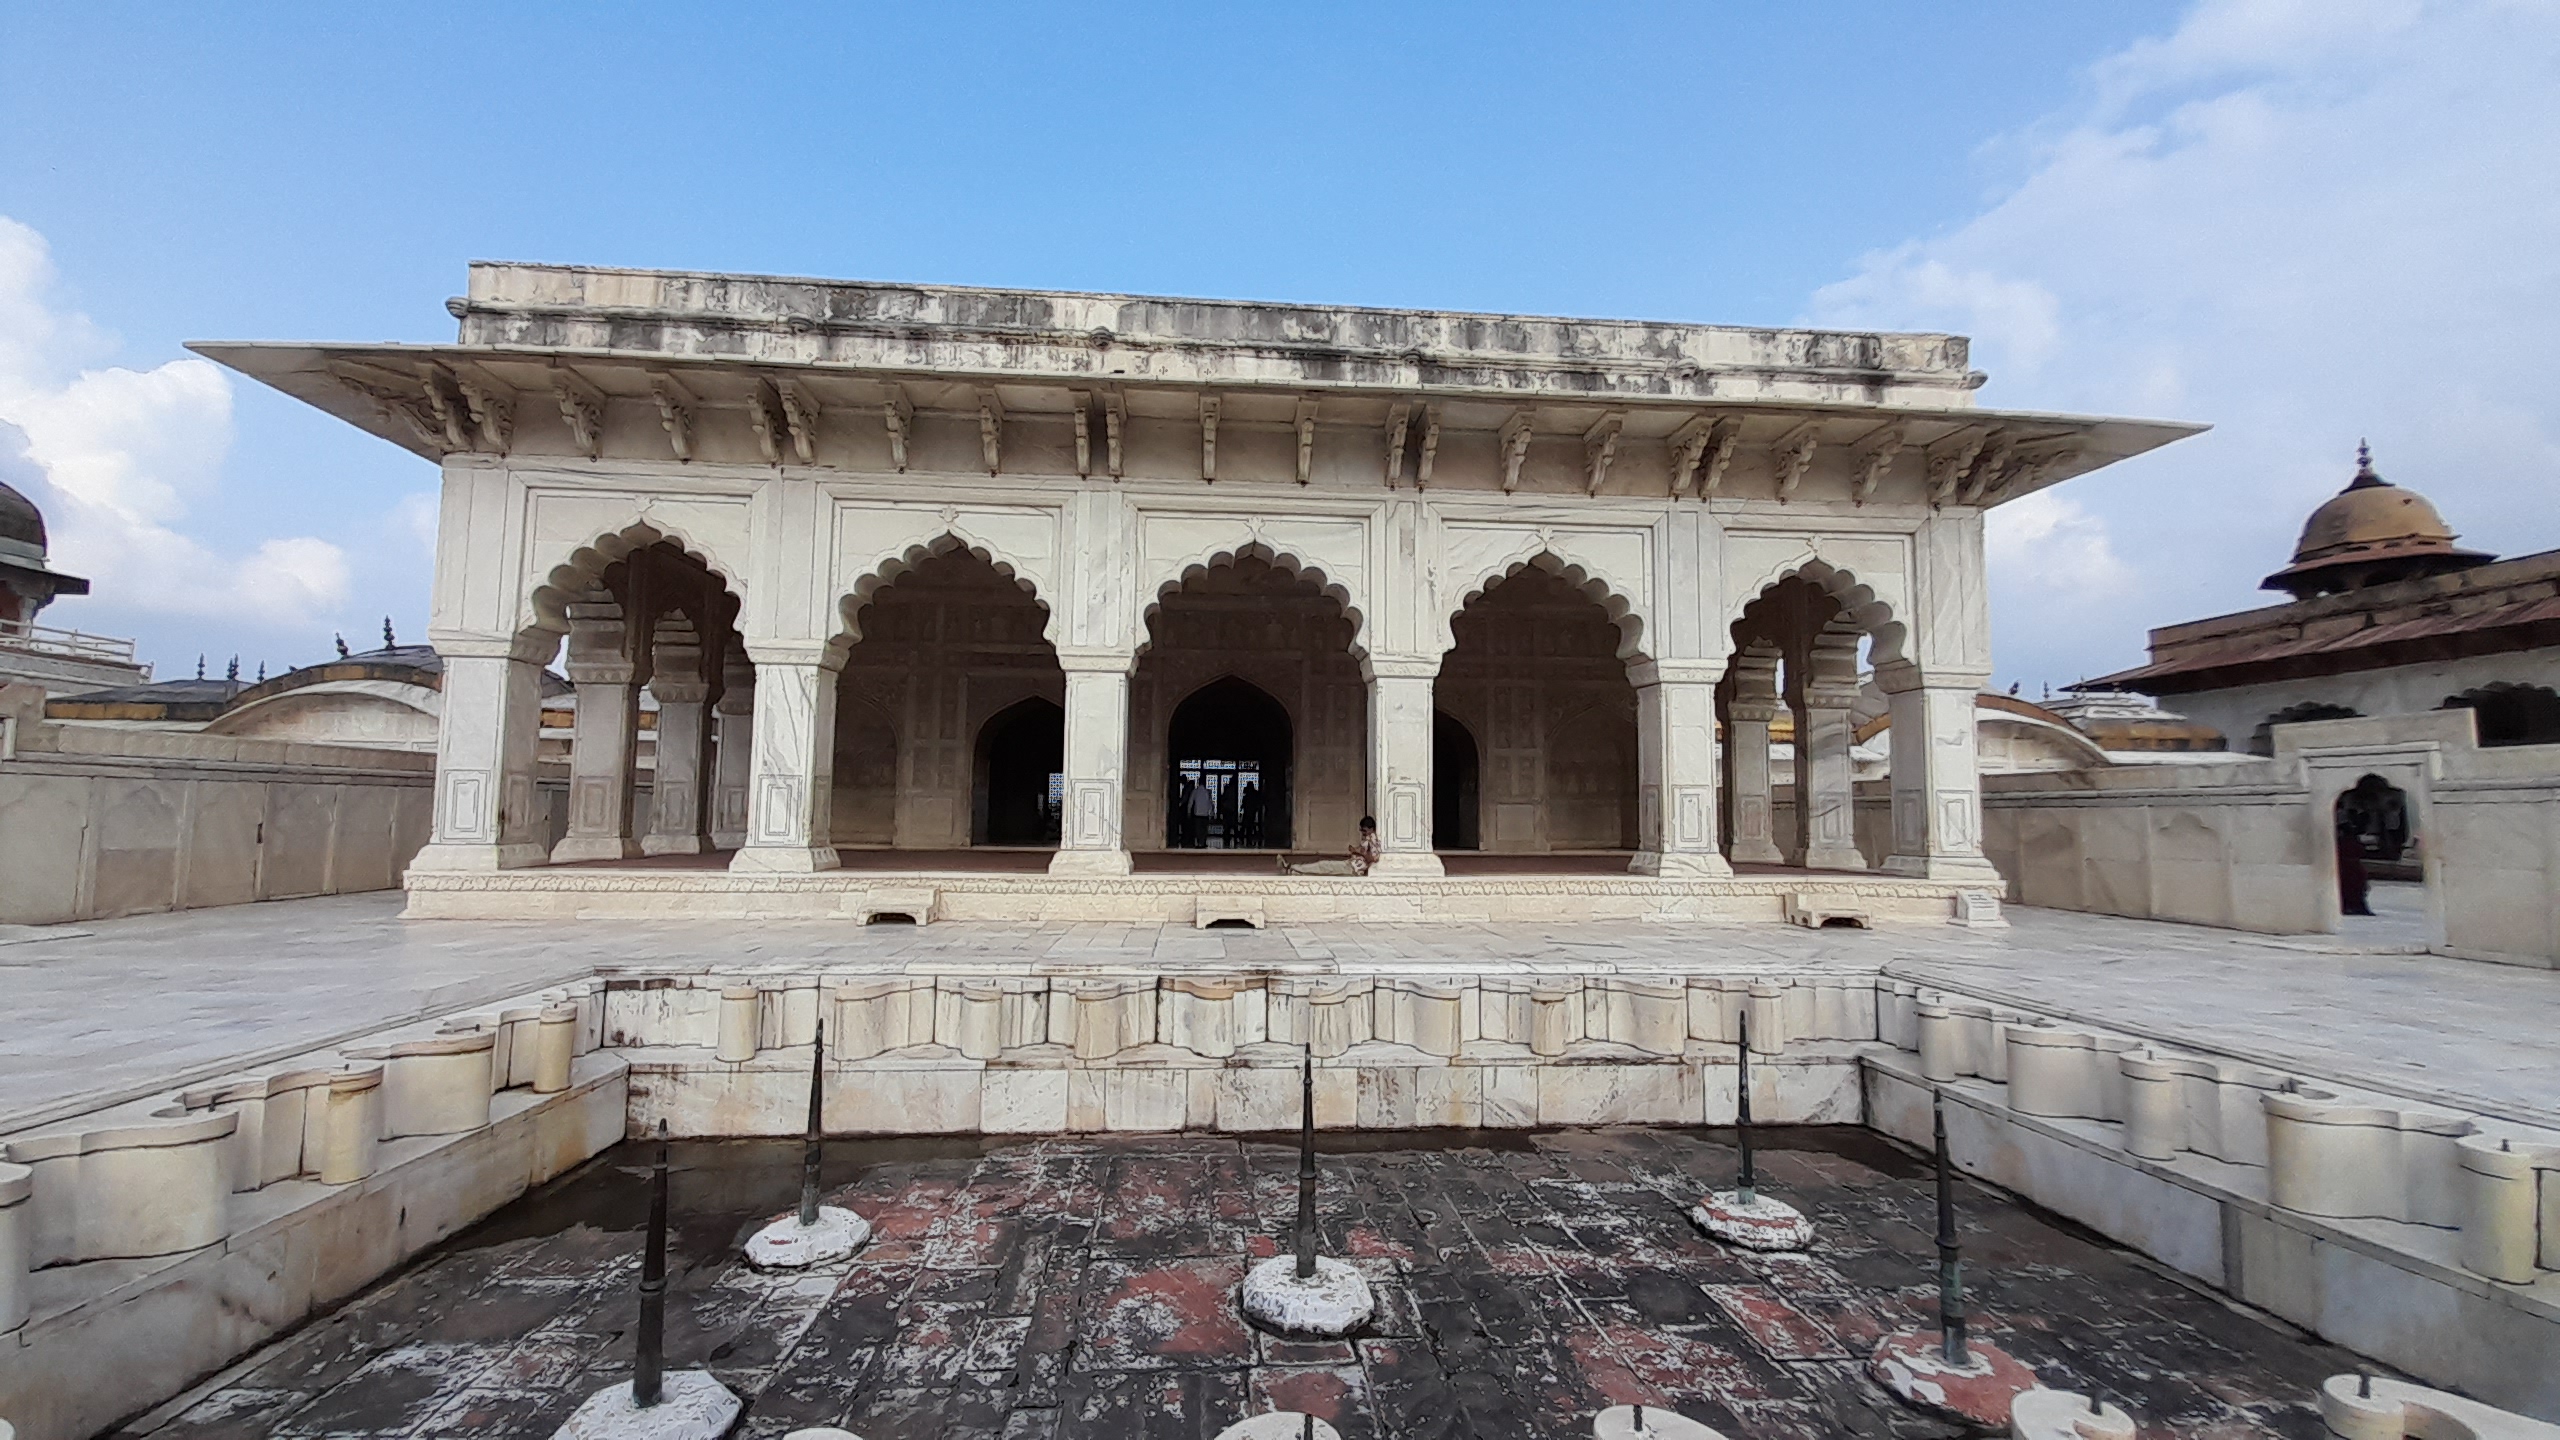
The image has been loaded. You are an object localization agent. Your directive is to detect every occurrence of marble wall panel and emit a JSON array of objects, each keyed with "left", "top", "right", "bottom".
[
  {"left": 180, "top": 782, "right": 264, "bottom": 910},
  {"left": 260, "top": 784, "right": 341, "bottom": 900}
]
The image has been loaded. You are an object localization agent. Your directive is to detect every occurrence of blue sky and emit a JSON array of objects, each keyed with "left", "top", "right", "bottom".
[{"left": 4, "top": 2, "right": 2555, "bottom": 695}]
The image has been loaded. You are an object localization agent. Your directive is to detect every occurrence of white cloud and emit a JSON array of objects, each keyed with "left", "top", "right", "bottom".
[
  {"left": 1809, "top": 0, "right": 2560, "bottom": 691},
  {"left": 0, "top": 215, "right": 350, "bottom": 630}
]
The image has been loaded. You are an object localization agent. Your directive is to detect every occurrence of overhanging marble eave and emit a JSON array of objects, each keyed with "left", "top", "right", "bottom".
[{"left": 188, "top": 338, "right": 2206, "bottom": 506}]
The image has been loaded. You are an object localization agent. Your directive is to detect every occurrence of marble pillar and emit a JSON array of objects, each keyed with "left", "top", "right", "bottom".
[
  {"left": 552, "top": 598, "right": 645, "bottom": 863},
  {"left": 711, "top": 654, "right": 756, "bottom": 851},
  {"left": 1631, "top": 660, "right": 1733, "bottom": 878},
  {"left": 1794, "top": 632, "right": 1866, "bottom": 872},
  {"left": 1367, "top": 662, "right": 1444, "bottom": 877},
  {"left": 1878, "top": 666, "right": 2002, "bottom": 882},
  {"left": 1722, "top": 643, "right": 1785, "bottom": 866},
  {"left": 410, "top": 635, "right": 552, "bottom": 872},
  {"left": 729, "top": 642, "right": 841, "bottom": 873},
  {"left": 644, "top": 618, "right": 716, "bottom": 856},
  {"left": 1050, "top": 653, "right": 1134, "bottom": 876}
]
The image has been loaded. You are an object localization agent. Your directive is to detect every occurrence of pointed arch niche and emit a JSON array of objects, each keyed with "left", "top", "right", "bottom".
[
  {"left": 1133, "top": 551, "right": 1364, "bottom": 855},
  {"left": 832, "top": 542, "right": 1062, "bottom": 851},
  {"left": 1438, "top": 563, "right": 1640, "bottom": 855}
]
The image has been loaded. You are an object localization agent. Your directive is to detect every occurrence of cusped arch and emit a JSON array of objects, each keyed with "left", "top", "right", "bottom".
[
  {"left": 1139, "top": 541, "right": 1367, "bottom": 660},
  {"left": 523, "top": 519, "right": 744, "bottom": 644},
  {"left": 835, "top": 532, "right": 1058, "bottom": 650},
  {"left": 1734, "top": 556, "right": 1907, "bottom": 667},
  {"left": 1444, "top": 548, "right": 1649, "bottom": 663}
]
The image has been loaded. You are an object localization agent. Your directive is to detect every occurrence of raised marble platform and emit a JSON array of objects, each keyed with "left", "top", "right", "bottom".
[{"left": 404, "top": 864, "right": 1988, "bottom": 925}]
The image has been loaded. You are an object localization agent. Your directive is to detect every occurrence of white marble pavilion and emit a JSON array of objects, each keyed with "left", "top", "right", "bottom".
[{"left": 199, "top": 264, "right": 2199, "bottom": 921}]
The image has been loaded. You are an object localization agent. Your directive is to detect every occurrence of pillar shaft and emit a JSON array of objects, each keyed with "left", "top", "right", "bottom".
[
  {"left": 1723, "top": 645, "right": 1785, "bottom": 866},
  {"left": 1794, "top": 631, "right": 1866, "bottom": 872},
  {"left": 411, "top": 638, "right": 552, "bottom": 873},
  {"left": 642, "top": 620, "right": 715, "bottom": 855},
  {"left": 1367, "top": 664, "right": 1443, "bottom": 877},
  {"left": 729, "top": 644, "right": 841, "bottom": 874},
  {"left": 1631, "top": 661, "right": 1733, "bottom": 878},
  {"left": 711, "top": 661, "right": 755, "bottom": 851},
  {"left": 1881, "top": 673, "right": 2002, "bottom": 882},
  {"left": 1050, "top": 654, "right": 1135, "bottom": 876}
]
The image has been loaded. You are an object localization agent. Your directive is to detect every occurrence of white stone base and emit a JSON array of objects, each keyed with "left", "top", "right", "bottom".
[
  {"left": 2011, "top": 1388, "right": 2135, "bottom": 1440},
  {"left": 2318, "top": 1374, "right": 2560, "bottom": 1440},
  {"left": 743, "top": 1205, "right": 871, "bottom": 1269},
  {"left": 1214, "top": 1415, "right": 1342, "bottom": 1440},
  {"left": 1239, "top": 1255, "right": 1374, "bottom": 1338},
  {"left": 1689, "top": 1191, "right": 1813, "bottom": 1251},
  {"left": 551, "top": 1371, "right": 742, "bottom": 1440},
  {"left": 406, "top": 868, "right": 1981, "bottom": 924},
  {"left": 1592, "top": 1404, "right": 1730, "bottom": 1439}
]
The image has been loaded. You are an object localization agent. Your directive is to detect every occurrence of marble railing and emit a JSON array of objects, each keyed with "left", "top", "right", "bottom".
[{"left": 1874, "top": 977, "right": 2560, "bottom": 1295}]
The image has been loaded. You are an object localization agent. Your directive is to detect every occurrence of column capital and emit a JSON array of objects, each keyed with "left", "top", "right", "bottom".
[
  {"left": 564, "top": 661, "right": 636, "bottom": 687},
  {"left": 1625, "top": 658, "right": 1725, "bottom": 689},
  {"left": 1055, "top": 647, "right": 1138, "bottom": 675},
  {"left": 741, "top": 639, "right": 844, "bottom": 671},
  {"left": 430, "top": 629, "right": 556, "bottom": 665},
  {"left": 1873, "top": 659, "right": 1991, "bottom": 695},
  {"left": 1361, "top": 656, "right": 1441, "bottom": 683}
]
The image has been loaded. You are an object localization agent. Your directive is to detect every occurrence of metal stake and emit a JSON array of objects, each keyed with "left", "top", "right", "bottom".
[
  {"left": 1735, "top": 1009, "right": 1756, "bottom": 1207},
  {"left": 798, "top": 1016, "right": 827, "bottom": 1227},
  {"left": 1933, "top": 1090, "right": 1968, "bottom": 1366},
  {"left": 1295, "top": 1045, "right": 1318, "bottom": 1281},
  {"left": 635, "top": 1119, "right": 670, "bottom": 1407}
]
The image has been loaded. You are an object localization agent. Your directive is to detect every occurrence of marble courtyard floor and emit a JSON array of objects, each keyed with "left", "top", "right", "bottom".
[
  {"left": 118, "top": 1128, "right": 2359, "bottom": 1440},
  {"left": 6, "top": 885, "right": 2554, "bottom": 1133}
]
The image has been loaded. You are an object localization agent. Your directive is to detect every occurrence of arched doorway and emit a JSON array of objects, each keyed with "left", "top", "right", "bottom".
[
  {"left": 1131, "top": 551, "right": 1364, "bottom": 855},
  {"left": 2442, "top": 683, "right": 2560, "bottom": 747},
  {"left": 834, "top": 544, "right": 1062, "bottom": 850},
  {"left": 1166, "top": 676, "right": 1291, "bottom": 849},
  {"left": 2336, "top": 772, "right": 2415, "bottom": 874},
  {"left": 974, "top": 698, "right": 1064, "bottom": 845},
  {"left": 1432, "top": 711, "right": 1480, "bottom": 850},
  {"left": 1438, "top": 564, "right": 1637, "bottom": 854},
  {"left": 1728, "top": 572, "right": 1877, "bottom": 872}
]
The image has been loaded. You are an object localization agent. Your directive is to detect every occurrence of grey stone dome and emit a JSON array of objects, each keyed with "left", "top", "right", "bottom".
[{"left": 0, "top": 479, "right": 43, "bottom": 557}]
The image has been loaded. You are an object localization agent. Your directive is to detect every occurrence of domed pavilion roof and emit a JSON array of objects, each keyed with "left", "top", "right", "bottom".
[
  {"left": 2260, "top": 444, "right": 2493, "bottom": 599},
  {"left": 0, "top": 479, "right": 48, "bottom": 560}
]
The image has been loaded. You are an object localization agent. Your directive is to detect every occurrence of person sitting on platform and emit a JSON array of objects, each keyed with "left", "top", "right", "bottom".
[{"left": 1279, "top": 816, "right": 1380, "bottom": 876}]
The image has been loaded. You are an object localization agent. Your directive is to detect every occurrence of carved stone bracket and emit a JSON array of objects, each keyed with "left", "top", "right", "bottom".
[
  {"left": 1583, "top": 410, "right": 1627, "bottom": 496},
  {"left": 1925, "top": 428, "right": 1989, "bottom": 506},
  {"left": 778, "top": 378, "right": 824, "bottom": 463},
  {"left": 553, "top": 369, "right": 607, "bottom": 460},
  {"left": 1070, "top": 389, "right": 1093, "bottom": 477},
  {"left": 1960, "top": 432, "right": 2017, "bottom": 505},
  {"left": 744, "top": 379, "right": 785, "bottom": 464},
  {"left": 1853, "top": 423, "right": 1906, "bottom": 505},
  {"left": 1771, "top": 422, "right": 1819, "bottom": 501},
  {"left": 457, "top": 371, "right": 514, "bottom": 452},
  {"left": 1698, "top": 417, "right": 1742, "bottom": 497},
  {"left": 649, "top": 372, "right": 696, "bottom": 461},
  {"left": 1103, "top": 387, "right": 1127, "bottom": 479},
  {"left": 1498, "top": 410, "right": 1535, "bottom": 493},
  {"left": 413, "top": 362, "right": 472, "bottom": 452},
  {"left": 1384, "top": 402, "right": 1412, "bottom": 487},
  {"left": 1199, "top": 394, "right": 1221, "bottom": 482},
  {"left": 1294, "top": 396, "right": 1320, "bottom": 485},
  {"left": 976, "top": 386, "right": 1005, "bottom": 474},
  {"left": 1417, "top": 404, "right": 1442, "bottom": 489},
  {"left": 883, "top": 385, "right": 913, "bottom": 471}
]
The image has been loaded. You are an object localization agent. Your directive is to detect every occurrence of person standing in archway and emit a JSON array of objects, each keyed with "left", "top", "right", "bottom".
[
  {"left": 1186, "top": 772, "right": 1219, "bottom": 848},
  {"left": 2335, "top": 813, "right": 2374, "bottom": 917}
]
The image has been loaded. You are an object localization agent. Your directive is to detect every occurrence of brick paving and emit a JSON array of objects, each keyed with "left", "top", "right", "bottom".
[{"left": 129, "top": 1129, "right": 2360, "bottom": 1440}]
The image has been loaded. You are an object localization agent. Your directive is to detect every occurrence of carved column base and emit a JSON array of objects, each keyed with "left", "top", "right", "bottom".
[
  {"left": 407, "top": 841, "right": 552, "bottom": 874},
  {"left": 642, "top": 834, "right": 713, "bottom": 858},
  {"left": 1048, "top": 848, "right": 1134, "bottom": 877},
  {"left": 727, "top": 845, "right": 841, "bottom": 875},
  {"left": 550, "top": 836, "right": 643, "bottom": 864},
  {"left": 1728, "top": 838, "right": 1785, "bottom": 866},
  {"left": 1630, "top": 849, "right": 1734, "bottom": 879},
  {"left": 1880, "top": 854, "right": 2004, "bottom": 884},
  {"left": 1801, "top": 844, "right": 1869, "bottom": 873},
  {"left": 1367, "top": 851, "right": 1446, "bottom": 879}
]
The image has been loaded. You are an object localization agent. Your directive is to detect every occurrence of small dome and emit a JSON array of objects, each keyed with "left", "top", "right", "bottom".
[
  {"left": 0, "top": 479, "right": 44, "bottom": 555},
  {"left": 2261, "top": 444, "right": 2492, "bottom": 599}
]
